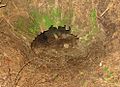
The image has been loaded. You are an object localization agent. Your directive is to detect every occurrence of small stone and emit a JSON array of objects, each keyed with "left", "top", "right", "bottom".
[
  {"left": 16, "top": 86, "right": 20, "bottom": 87},
  {"left": 99, "top": 61, "right": 103, "bottom": 67},
  {"left": 64, "top": 43, "right": 69, "bottom": 48}
]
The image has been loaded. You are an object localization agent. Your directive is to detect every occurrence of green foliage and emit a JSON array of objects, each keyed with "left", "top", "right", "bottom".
[
  {"left": 80, "top": 9, "right": 99, "bottom": 44},
  {"left": 15, "top": 16, "right": 25, "bottom": 30},
  {"left": 29, "top": 9, "right": 42, "bottom": 34},
  {"left": 42, "top": 8, "right": 61, "bottom": 28},
  {"left": 28, "top": 7, "right": 74, "bottom": 35},
  {"left": 51, "top": 8, "right": 61, "bottom": 25},
  {"left": 43, "top": 15, "right": 54, "bottom": 28},
  {"left": 44, "top": 7, "right": 68, "bottom": 27},
  {"left": 51, "top": 8, "right": 61, "bottom": 18},
  {"left": 103, "top": 66, "right": 113, "bottom": 80},
  {"left": 103, "top": 66, "right": 109, "bottom": 72},
  {"left": 90, "top": 9, "right": 99, "bottom": 32}
]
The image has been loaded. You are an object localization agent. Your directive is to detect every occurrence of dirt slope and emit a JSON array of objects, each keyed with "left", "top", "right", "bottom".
[
  {"left": 0, "top": 20, "right": 120, "bottom": 87},
  {"left": 0, "top": 0, "right": 120, "bottom": 87}
]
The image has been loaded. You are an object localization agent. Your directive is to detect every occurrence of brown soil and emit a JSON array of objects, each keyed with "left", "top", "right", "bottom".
[{"left": 0, "top": 0, "right": 120, "bottom": 87}]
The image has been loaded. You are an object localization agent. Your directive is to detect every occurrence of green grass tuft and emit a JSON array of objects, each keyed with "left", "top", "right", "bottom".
[
  {"left": 28, "top": 7, "right": 74, "bottom": 35},
  {"left": 80, "top": 9, "right": 99, "bottom": 44},
  {"left": 29, "top": 9, "right": 42, "bottom": 34},
  {"left": 15, "top": 16, "right": 25, "bottom": 30},
  {"left": 103, "top": 66, "right": 113, "bottom": 80}
]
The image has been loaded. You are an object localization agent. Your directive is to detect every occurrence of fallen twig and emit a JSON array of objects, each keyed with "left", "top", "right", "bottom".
[
  {"left": 13, "top": 58, "right": 37, "bottom": 87},
  {"left": 100, "top": 1, "right": 114, "bottom": 17}
]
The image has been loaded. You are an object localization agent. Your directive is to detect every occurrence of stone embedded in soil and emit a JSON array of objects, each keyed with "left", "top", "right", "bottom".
[{"left": 63, "top": 43, "right": 69, "bottom": 48}]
